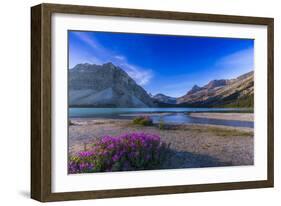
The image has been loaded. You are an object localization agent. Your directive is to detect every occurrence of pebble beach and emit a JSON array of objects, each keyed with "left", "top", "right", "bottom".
[{"left": 69, "top": 113, "right": 254, "bottom": 169}]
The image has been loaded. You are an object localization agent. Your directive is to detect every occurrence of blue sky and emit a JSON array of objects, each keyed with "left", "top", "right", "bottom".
[{"left": 69, "top": 31, "right": 254, "bottom": 97}]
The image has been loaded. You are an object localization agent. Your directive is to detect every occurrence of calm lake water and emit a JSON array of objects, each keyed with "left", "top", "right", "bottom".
[{"left": 69, "top": 107, "right": 254, "bottom": 128}]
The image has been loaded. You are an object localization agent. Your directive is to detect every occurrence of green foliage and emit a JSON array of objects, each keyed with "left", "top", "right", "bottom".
[
  {"left": 158, "top": 117, "right": 165, "bottom": 130},
  {"left": 206, "top": 127, "right": 253, "bottom": 137},
  {"left": 222, "top": 94, "right": 254, "bottom": 108},
  {"left": 133, "top": 116, "right": 153, "bottom": 126}
]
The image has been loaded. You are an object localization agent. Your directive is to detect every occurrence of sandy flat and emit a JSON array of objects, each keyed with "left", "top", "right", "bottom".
[
  {"left": 119, "top": 112, "right": 172, "bottom": 117},
  {"left": 189, "top": 112, "right": 254, "bottom": 122},
  {"left": 68, "top": 118, "right": 254, "bottom": 169}
]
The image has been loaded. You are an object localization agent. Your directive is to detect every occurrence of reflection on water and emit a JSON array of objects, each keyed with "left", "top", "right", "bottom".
[
  {"left": 69, "top": 107, "right": 253, "bottom": 128},
  {"left": 150, "top": 113, "right": 253, "bottom": 128}
]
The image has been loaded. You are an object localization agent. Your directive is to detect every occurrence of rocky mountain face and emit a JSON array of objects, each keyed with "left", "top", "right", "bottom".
[
  {"left": 69, "top": 62, "right": 253, "bottom": 108},
  {"left": 69, "top": 63, "right": 155, "bottom": 107},
  {"left": 177, "top": 71, "right": 254, "bottom": 107},
  {"left": 152, "top": 93, "right": 177, "bottom": 104},
  {"left": 186, "top": 85, "right": 201, "bottom": 95}
]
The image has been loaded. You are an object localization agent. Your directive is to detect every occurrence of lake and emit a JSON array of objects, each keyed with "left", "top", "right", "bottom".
[{"left": 69, "top": 107, "right": 254, "bottom": 128}]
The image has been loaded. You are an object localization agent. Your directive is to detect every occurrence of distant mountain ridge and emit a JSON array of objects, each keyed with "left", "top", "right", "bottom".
[
  {"left": 177, "top": 71, "right": 254, "bottom": 107},
  {"left": 152, "top": 93, "right": 177, "bottom": 104},
  {"left": 69, "top": 62, "right": 254, "bottom": 108}
]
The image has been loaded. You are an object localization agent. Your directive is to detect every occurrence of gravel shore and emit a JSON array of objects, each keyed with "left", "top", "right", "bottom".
[
  {"left": 69, "top": 118, "right": 254, "bottom": 169},
  {"left": 189, "top": 112, "right": 254, "bottom": 122}
]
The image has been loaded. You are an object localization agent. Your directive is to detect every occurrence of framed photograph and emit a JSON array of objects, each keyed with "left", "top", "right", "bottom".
[{"left": 31, "top": 3, "right": 274, "bottom": 202}]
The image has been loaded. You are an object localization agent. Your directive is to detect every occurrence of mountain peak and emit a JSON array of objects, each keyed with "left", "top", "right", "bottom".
[
  {"left": 192, "top": 85, "right": 201, "bottom": 90},
  {"left": 154, "top": 93, "right": 166, "bottom": 97},
  {"left": 152, "top": 93, "right": 177, "bottom": 104},
  {"left": 237, "top": 71, "right": 254, "bottom": 80},
  {"left": 69, "top": 63, "right": 155, "bottom": 108},
  {"left": 72, "top": 63, "right": 93, "bottom": 69},
  {"left": 204, "top": 79, "right": 228, "bottom": 89},
  {"left": 103, "top": 62, "right": 115, "bottom": 68},
  {"left": 72, "top": 62, "right": 124, "bottom": 74},
  {"left": 185, "top": 84, "right": 202, "bottom": 95}
]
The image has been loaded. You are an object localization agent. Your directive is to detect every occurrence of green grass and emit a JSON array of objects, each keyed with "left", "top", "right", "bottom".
[
  {"left": 221, "top": 94, "right": 254, "bottom": 108},
  {"left": 93, "top": 120, "right": 116, "bottom": 125},
  {"left": 158, "top": 117, "right": 165, "bottom": 130},
  {"left": 205, "top": 127, "right": 253, "bottom": 137},
  {"left": 132, "top": 116, "right": 153, "bottom": 126},
  {"left": 159, "top": 124, "right": 253, "bottom": 137}
]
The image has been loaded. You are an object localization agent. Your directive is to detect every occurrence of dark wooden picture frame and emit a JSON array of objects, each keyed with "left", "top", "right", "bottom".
[{"left": 31, "top": 3, "right": 274, "bottom": 202}]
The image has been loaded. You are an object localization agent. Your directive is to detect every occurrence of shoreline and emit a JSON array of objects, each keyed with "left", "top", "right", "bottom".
[
  {"left": 189, "top": 112, "right": 253, "bottom": 122},
  {"left": 69, "top": 117, "right": 254, "bottom": 168},
  {"left": 70, "top": 111, "right": 254, "bottom": 129},
  {"left": 70, "top": 117, "right": 253, "bottom": 132}
]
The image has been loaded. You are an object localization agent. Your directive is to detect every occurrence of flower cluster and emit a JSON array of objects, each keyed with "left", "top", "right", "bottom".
[
  {"left": 68, "top": 132, "right": 169, "bottom": 173},
  {"left": 133, "top": 116, "right": 153, "bottom": 126}
]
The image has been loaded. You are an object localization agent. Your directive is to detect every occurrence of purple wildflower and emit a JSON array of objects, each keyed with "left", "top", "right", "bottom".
[
  {"left": 78, "top": 151, "right": 94, "bottom": 157},
  {"left": 68, "top": 132, "right": 169, "bottom": 173}
]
